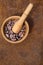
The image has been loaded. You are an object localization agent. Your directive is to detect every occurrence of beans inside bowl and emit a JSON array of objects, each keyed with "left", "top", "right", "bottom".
[
  {"left": 4, "top": 19, "right": 26, "bottom": 42},
  {"left": 1, "top": 16, "right": 29, "bottom": 43}
]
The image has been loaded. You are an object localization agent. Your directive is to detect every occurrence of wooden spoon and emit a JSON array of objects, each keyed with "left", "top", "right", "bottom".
[{"left": 12, "top": 3, "right": 33, "bottom": 33}]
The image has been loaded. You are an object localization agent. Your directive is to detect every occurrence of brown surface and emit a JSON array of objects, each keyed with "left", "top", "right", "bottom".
[{"left": 0, "top": 0, "right": 43, "bottom": 65}]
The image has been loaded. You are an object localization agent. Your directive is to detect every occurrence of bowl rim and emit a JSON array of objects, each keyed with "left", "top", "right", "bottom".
[{"left": 1, "top": 16, "right": 29, "bottom": 44}]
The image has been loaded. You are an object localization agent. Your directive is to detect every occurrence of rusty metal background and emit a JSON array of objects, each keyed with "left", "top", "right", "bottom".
[{"left": 0, "top": 0, "right": 43, "bottom": 65}]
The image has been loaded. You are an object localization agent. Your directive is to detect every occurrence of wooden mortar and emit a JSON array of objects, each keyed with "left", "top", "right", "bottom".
[{"left": 1, "top": 16, "right": 29, "bottom": 44}]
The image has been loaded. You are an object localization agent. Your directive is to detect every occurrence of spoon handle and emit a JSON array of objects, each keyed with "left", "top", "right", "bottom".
[{"left": 18, "top": 3, "right": 33, "bottom": 24}]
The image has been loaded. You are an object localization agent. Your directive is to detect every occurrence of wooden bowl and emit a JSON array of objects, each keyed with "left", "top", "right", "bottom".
[{"left": 1, "top": 16, "right": 29, "bottom": 44}]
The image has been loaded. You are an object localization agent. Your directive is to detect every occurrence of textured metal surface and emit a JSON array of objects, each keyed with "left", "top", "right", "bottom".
[{"left": 0, "top": 0, "right": 43, "bottom": 65}]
